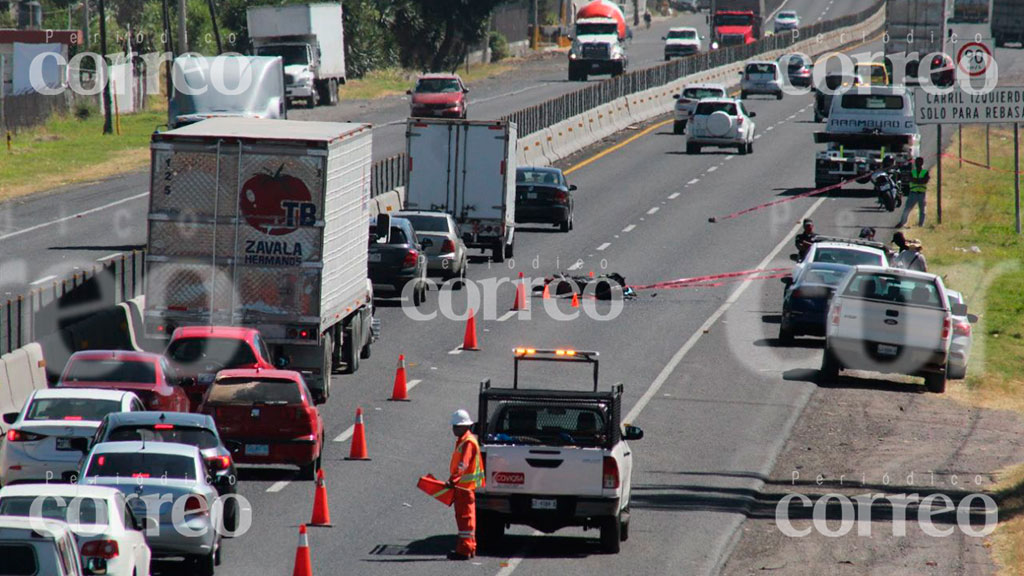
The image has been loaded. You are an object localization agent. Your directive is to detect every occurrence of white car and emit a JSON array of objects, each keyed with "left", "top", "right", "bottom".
[
  {"left": 774, "top": 10, "right": 800, "bottom": 32},
  {"left": 672, "top": 83, "right": 727, "bottom": 134},
  {"left": 945, "top": 289, "right": 977, "bottom": 380},
  {"left": 0, "top": 389, "right": 146, "bottom": 486},
  {"left": 0, "top": 515, "right": 85, "bottom": 575},
  {"left": 686, "top": 98, "right": 756, "bottom": 155},
  {"left": 0, "top": 484, "right": 152, "bottom": 576},
  {"left": 663, "top": 27, "right": 702, "bottom": 60},
  {"left": 81, "top": 441, "right": 223, "bottom": 575},
  {"left": 793, "top": 240, "right": 889, "bottom": 279},
  {"left": 740, "top": 60, "right": 784, "bottom": 99}
]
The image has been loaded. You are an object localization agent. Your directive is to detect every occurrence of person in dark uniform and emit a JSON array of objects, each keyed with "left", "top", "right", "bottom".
[{"left": 794, "top": 219, "right": 817, "bottom": 260}]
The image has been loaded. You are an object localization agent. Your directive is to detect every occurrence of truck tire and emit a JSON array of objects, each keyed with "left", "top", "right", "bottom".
[
  {"left": 328, "top": 79, "right": 339, "bottom": 106},
  {"left": 947, "top": 362, "right": 965, "bottom": 380},
  {"left": 686, "top": 142, "right": 700, "bottom": 154},
  {"left": 819, "top": 349, "right": 840, "bottom": 383},
  {"left": 360, "top": 339, "right": 372, "bottom": 359},
  {"left": 620, "top": 509, "right": 630, "bottom": 541},
  {"left": 738, "top": 143, "right": 747, "bottom": 155},
  {"left": 778, "top": 322, "right": 794, "bottom": 343},
  {"left": 504, "top": 239, "right": 515, "bottom": 259},
  {"left": 673, "top": 120, "right": 686, "bottom": 134},
  {"left": 477, "top": 511, "right": 504, "bottom": 549},
  {"left": 492, "top": 239, "right": 505, "bottom": 263},
  {"left": 306, "top": 89, "right": 319, "bottom": 109},
  {"left": 600, "top": 514, "right": 622, "bottom": 553},
  {"left": 343, "top": 322, "right": 360, "bottom": 374},
  {"left": 320, "top": 333, "right": 332, "bottom": 402},
  {"left": 925, "top": 372, "right": 947, "bottom": 393}
]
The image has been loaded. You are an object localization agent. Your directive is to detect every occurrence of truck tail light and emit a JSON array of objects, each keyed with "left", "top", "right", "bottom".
[
  {"left": 602, "top": 456, "right": 620, "bottom": 489},
  {"left": 6, "top": 429, "right": 43, "bottom": 442},
  {"left": 830, "top": 303, "right": 842, "bottom": 327},
  {"left": 81, "top": 540, "right": 119, "bottom": 559},
  {"left": 953, "top": 321, "right": 971, "bottom": 337},
  {"left": 941, "top": 316, "right": 952, "bottom": 340},
  {"left": 403, "top": 250, "right": 419, "bottom": 267},
  {"left": 441, "top": 239, "right": 456, "bottom": 253}
]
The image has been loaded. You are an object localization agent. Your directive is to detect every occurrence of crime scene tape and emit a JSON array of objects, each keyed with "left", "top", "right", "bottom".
[{"left": 632, "top": 267, "right": 790, "bottom": 290}]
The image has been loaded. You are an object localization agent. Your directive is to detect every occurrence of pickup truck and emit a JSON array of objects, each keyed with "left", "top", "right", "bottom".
[
  {"left": 475, "top": 349, "right": 644, "bottom": 553},
  {"left": 822, "top": 266, "right": 953, "bottom": 393}
]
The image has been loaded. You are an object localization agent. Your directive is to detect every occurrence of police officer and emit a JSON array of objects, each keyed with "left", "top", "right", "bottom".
[
  {"left": 897, "top": 157, "right": 929, "bottom": 228},
  {"left": 794, "top": 218, "right": 817, "bottom": 260}
]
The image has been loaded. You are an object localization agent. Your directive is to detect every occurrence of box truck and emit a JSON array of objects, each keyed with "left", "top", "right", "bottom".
[
  {"left": 992, "top": 0, "right": 1024, "bottom": 46},
  {"left": 144, "top": 118, "right": 377, "bottom": 403},
  {"left": 405, "top": 119, "right": 518, "bottom": 262},
  {"left": 884, "top": 0, "right": 951, "bottom": 81},
  {"left": 168, "top": 55, "right": 286, "bottom": 129},
  {"left": 247, "top": 3, "right": 346, "bottom": 108}
]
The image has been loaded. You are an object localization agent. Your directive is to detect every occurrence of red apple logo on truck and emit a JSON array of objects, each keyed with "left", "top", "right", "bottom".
[{"left": 240, "top": 165, "right": 316, "bottom": 236}]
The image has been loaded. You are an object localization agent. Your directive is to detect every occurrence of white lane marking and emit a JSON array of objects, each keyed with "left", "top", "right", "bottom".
[
  {"left": 567, "top": 261, "right": 584, "bottom": 271},
  {"left": 29, "top": 275, "right": 57, "bottom": 286},
  {"left": 449, "top": 347, "right": 463, "bottom": 355},
  {"left": 0, "top": 192, "right": 148, "bottom": 242},
  {"left": 668, "top": 192, "right": 681, "bottom": 199},
  {"left": 406, "top": 379, "right": 422, "bottom": 391},
  {"left": 725, "top": 155, "right": 735, "bottom": 160},
  {"left": 267, "top": 481, "right": 290, "bottom": 493},
  {"left": 497, "top": 311, "right": 516, "bottom": 322},
  {"left": 766, "top": 126, "right": 775, "bottom": 131},
  {"left": 687, "top": 178, "right": 700, "bottom": 185},
  {"left": 755, "top": 134, "right": 762, "bottom": 139},
  {"left": 707, "top": 166, "right": 718, "bottom": 173},
  {"left": 596, "top": 242, "right": 611, "bottom": 251},
  {"left": 646, "top": 207, "right": 660, "bottom": 215},
  {"left": 623, "top": 196, "right": 827, "bottom": 425},
  {"left": 622, "top": 224, "right": 636, "bottom": 232},
  {"left": 333, "top": 425, "right": 355, "bottom": 443},
  {"left": 96, "top": 253, "right": 123, "bottom": 262}
]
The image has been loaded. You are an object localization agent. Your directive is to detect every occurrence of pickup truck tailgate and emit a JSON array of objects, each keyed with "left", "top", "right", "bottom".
[{"left": 484, "top": 445, "right": 605, "bottom": 496}]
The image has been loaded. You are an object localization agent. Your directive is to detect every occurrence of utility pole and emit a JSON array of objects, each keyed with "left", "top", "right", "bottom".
[
  {"left": 1015, "top": 123, "right": 1021, "bottom": 235},
  {"left": 206, "top": 0, "right": 222, "bottom": 54},
  {"left": 531, "top": 0, "right": 539, "bottom": 50},
  {"left": 98, "top": 0, "right": 112, "bottom": 135},
  {"left": 80, "top": 0, "right": 89, "bottom": 50},
  {"left": 161, "top": 0, "right": 173, "bottom": 123},
  {"left": 176, "top": 0, "right": 188, "bottom": 54}
]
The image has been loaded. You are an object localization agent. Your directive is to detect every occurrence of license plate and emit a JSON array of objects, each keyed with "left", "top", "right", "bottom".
[
  {"left": 56, "top": 437, "right": 75, "bottom": 451},
  {"left": 878, "top": 344, "right": 898, "bottom": 356},
  {"left": 527, "top": 192, "right": 538, "bottom": 199},
  {"left": 531, "top": 498, "right": 557, "bottom": 510},
  {"left": 368, "top": 253, "right": 382, "bottom": 263},
  {"left": 245, "top": 444, "right": 269, "bottom": 456}
]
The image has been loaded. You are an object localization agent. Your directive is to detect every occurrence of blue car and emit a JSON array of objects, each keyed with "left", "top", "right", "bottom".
[{"left": 779, "top": 263, "right": 852, "bottom": 340}]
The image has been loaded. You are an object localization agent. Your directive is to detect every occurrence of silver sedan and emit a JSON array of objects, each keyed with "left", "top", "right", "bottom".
[{"left": 394, "top": 211, "right": 468, "bottom": 282}]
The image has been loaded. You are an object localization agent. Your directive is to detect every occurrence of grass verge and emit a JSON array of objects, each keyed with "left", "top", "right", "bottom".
[
  {"left": 916, "top": 124, "right": 1024, "bottom": 575},
  {"left": 0, "top": 99, "right": 166, "bottom": 201}
]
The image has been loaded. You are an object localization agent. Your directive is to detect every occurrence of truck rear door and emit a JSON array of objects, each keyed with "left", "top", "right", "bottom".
[
  {"left": 458, "top": 123, "right": 510, "bottom": 223},
  {"left": 406, "top": 120, "right": 457, "bottom": 212},
  {"left": 835, "top": 271, "right": 948, "bottom": 351}
]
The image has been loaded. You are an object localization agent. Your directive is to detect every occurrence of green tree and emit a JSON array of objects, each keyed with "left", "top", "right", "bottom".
[{"left": 395, "top": 0, "right": 506, "bottom": 72}]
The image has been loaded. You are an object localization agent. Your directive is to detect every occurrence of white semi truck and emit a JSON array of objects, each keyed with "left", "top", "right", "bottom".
[
  {"left": 247, "top": 3, "right": 346, "bottom": 108},
  {"left": 144, "top": 118, "right": 377, "bottom": 403},
  {"left": 884, "top": 0, "right": 951, "bottom": 83},
  {"left": 404, "top": 119, "right": 518, "bottom": 262}
]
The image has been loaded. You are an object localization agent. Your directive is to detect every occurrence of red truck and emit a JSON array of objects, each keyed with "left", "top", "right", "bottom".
[{"left": 709, "top": 0, "right": 764, "bottom": 46}]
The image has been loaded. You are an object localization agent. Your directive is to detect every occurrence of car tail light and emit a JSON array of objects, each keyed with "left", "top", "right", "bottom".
[
  {"left": 953, "top": 321, "right": 971, "bottom": 337},
  {"left": 81, "top": 540, "right": 119, "bottom": 559},
  {"left": 6, "top": 429, "right": 44, "bottom": 442},
  {"left": 206, "top": 455, "right": 231, "bottom": 471},
  {"left": 554, "top": 190, "right": 568, "bottom": 202},
  {"left": 154, "top": 424, "right": 174, "bottom": 430},
  {"left": 441, "top": 239, "right": 456, "bottom": 253},
  {"left": 403, "top": 250, "right": 419, "bottom": 267},
  {"left": 184, "top": 494, "right": 208, "bottom": 515},
  {"left": 737, "top": 116, "right": 744, "bottom": 126},
  {"left": 602, "top": 456, "right": 620, "bottom": 489},
  {"left": 830, "top": 303, "right": 842, "bottom": 327},
  {"left": 941, "top": 316, "right": 952, "bottom": 340}
]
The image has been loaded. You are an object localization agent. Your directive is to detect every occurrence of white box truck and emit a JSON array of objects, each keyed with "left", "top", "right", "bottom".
[
  {"left": 168, "top": 55, "right": 286, "bottom": 129},
  {"left": 247, "top": 3, "right": 346, "bottom": 108},
  {"left": 884, "top": 0, "right": 951, "bottom": 82},
  {"left": 144, "top": 118, "right": 377, "bottom": 403},
  {"left": 405, "top": 119, "right": 518, "bottom": 262}
]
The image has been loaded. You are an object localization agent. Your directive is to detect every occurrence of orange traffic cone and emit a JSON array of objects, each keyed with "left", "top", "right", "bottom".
[
  {"left": 512, "top": 272, "right": 528, "bottom": 311},
  {"left": 310, "top": 470, "right": 332, "bottom": 527},
  {"left": 390, "top": 355, "right": 410, "bottom": 401},
  {"left": 589, "top": 270, "right": 594, "bottom": 278},
  {"left": 292, "top": 525, "right": 312, "bottom": 576},
  {"left": 345, "top": 408, "right": 370, "bottom": 460},
  {"left": 541, "top": 283, "right": 551, "bottom": 299},
  {"left": 571, "top": 292, "right": 580, "bottom": 308},
  {"left": 462, "top": 309, "right": 480, "bottom": 351}
]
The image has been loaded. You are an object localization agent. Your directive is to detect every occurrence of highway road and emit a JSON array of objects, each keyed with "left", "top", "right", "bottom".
[{"left": 0, "top": 0, "right": 871, "bottom": 299}]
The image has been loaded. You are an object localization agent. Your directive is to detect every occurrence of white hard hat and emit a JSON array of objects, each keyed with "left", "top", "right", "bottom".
[{"left": 450, "top": 409, "right": 474, "bottom": 427}]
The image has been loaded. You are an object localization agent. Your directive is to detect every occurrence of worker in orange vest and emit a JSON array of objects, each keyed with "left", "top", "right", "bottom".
[{"left": 445, "top": 409, "right": 485, "bottom": 560}]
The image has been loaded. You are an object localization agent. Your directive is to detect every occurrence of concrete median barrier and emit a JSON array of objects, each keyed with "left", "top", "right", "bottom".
[{"left": 1, "top": 344, "right": 47, "bottom": 418}]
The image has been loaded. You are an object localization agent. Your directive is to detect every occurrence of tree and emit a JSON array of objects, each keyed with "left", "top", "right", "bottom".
[{"left": 395, "top": 0, "right": 506, "bottom": 72}]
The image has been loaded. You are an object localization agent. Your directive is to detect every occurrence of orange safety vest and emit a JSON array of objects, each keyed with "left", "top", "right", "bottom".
[{"left": 449, "top": 431, "right": 485, "bottom": 490}]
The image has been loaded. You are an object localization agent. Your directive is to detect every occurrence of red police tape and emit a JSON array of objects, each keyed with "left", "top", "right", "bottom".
[
  {"left": 631, "top": 267, "right": 790, "bottom": 291},
  {"left": 706, "top": 174, "right": 866, "bottom": 224}
]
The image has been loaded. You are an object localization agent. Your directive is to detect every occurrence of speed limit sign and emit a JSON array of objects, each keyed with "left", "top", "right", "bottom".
[{"left": 957, "top": 41, "right": 992, "bottom": 77}]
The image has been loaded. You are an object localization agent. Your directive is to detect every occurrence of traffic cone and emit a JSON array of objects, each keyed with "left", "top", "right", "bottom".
[
  {"left": 589, "top": 270, "right": 594, "bottom": 278},
  {"left": 512, "top": 272, "right": 528, "bottom": 311},
  {"left": 390, "top": 354, "right": 410, "bottom": 401},
  {"left": 571, "top": 292, "right": 580, "bottom": 308},
  {"left": 541, "top": 283, "right": 551, "bottom": 299},
  {"left": 292, "top": 525, "right": 312, "bottom": 576},
  {"left": 345, "top": 408, "right": 370, "bottom": 460},
  {"left": 461, "top": 309, "right": 480, "bottom": 351},
  {"left": 309, "top": 469, "right": 332, "bottom": 527}
]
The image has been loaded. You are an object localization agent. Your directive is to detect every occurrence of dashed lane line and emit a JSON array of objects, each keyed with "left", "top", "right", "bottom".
[
  {"left": 646, "top": 207, "right": 660, "bottom": 215},
  {"left": 596, "top": 242, "right": 611, "bottom": 251},
  {"left": 622, "top": 224, "right": 636, "bottom": 232}
]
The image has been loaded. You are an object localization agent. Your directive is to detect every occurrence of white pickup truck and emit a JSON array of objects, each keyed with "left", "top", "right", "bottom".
[
  {"left": 475, "top": 349, "right": 644, "bottom": 553},
  {"left": 822, "top": 266, "right": 953, "bottom": 393}
]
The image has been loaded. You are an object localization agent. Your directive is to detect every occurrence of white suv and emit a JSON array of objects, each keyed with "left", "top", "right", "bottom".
[
  {"left": 686, "top": 98, "right": 756, "bottom": 155},
  {"left": 672, "top": 83, "right": 727, "bottom": 134},
  {"left": 740, "top": 60, "right": 784, "bottom": 99}
]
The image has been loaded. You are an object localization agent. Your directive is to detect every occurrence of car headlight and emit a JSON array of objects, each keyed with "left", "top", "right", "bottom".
[{"left": 569, "top": 52, "right": 578, "bottom": 60}]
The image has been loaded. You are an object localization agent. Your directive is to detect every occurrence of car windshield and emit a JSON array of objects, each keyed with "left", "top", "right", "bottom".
[
  {"left": 801, "top": 267, "right": 849, "bottom": 286},
  {"left": 0, "top": 496, "right": 107, "bottom": 526},
  {"left": 843, "top": 273, "right": 943, "bottom": 308},
  {"left": 487, "top": 404, "right": 609, "bottom": 448},
  {"left": 167, "top": 337, "right": 256, "bottom": 369},
  {"left": 25, "top": 398, "right": 121, "bottom": 422},
  {"left": 399, "top": 215, "right": 449, "bottom": 233},
  {"left": 695, "top": 101, "right": 736, "bottom": 115},
  {"left": 667, "top": 30, "right": 697, "bottom": 39},
  {"left": 683, "top": 87, "right": 724, "bottom": 99},
  {"left": 85, "top": 452, "right": 198, "bottom": 480},
  {"left": 63, "top": 359, "right": 156, "bottom": 384},
  {"left": 840, "top": 94, "right": 903, "bottom": 110},
  {"left": 254, "top": 45, "right": 307, "bottom": 67},
  {"left": 206, "top": 377, "right": 302, "bottom": 406},
  {"left": 517, "top": 169, "right": 563, "bottom": 186},
  {"left": 812, "top": 248, "right": 883, "bottom": 267},
  {"left": 415, "top": 78, "right": 461, "bottom": 93},
  {"left": 368, "top": 225, "right": 409, "bottom": 245},
  {"left": 108, "top": 424, "right": 220, "bottom": 450},
  {"left": 746, "top": 63, "right": 775, "bottom": 74}
]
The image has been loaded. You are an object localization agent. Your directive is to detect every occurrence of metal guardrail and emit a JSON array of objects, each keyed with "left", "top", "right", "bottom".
[{"left": 371, "top": 153, "right": 408, "bottom": 198}]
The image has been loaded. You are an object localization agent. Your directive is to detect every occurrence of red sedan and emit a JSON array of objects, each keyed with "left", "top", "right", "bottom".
[
  {"left": 200, "top": 368, "right": 324, "bottom": 480},
  {"left": 408, "top": 74, "right": 468, "bottom": 119},
  {"left": 58, "top": 350, "right": 190, "bottom": 412},
  {"left": 165, "top": 326, "right": 276, "bottom": 411}
]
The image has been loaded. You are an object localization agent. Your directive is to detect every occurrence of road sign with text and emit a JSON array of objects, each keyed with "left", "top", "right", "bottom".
[{"left": 914, "top": 86, "right": 1024, "bottom": 125}]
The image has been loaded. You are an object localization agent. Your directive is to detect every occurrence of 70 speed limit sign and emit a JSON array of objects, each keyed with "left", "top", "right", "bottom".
[{"left": 957, "top": 41, "right": 992, "bottom": 77}]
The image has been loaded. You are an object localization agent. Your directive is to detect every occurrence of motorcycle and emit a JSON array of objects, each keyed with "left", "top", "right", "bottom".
[{"left": 871, "top": 168, "right": 902, "bottom": 212}]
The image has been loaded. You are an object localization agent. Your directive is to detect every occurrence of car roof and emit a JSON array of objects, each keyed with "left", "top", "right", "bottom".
[
  {"left": 214, "top": 368, "right": 303, "bottom": 382},
  {"left": 32, "top": 388, "right": 135, "bottom": 402},
  {"left": 668, "top": 26, "right": 698, "bottom": 32},
  {"left": 683, "top": 83, "right": 726, "bottom": 90},
  {"left": 813, "top": 242, "right": 885, "bottom": 254},
  {"left": 170, "top": 326, "right": 257, "bottom": 340},
  {"left": 102, "top": 411, "right": 215, "bottom": 429},
  {"left": 417, "top": 73, "right": 461, "bottom": 80},
  {"left": 805, "top": 262, "right": 854, "bottom": 271},
  {"left": 68, "top": 350, "right": 163, "bottom": 363},
  {"left": 91, "top": 440, "right": 199, "bottom": 457},
  {"left": 695, "top": 97, "right": 739, "bottom": 105},
  {"left": 746, "top": 60, "right": 778, "bottom": 66},
  {"left": 517, "top": 166, "right": 562, "bottom": 173},
  {"left": 0, "top": 484, "right": 122, "bottom": 500},
  {"left": 393, "top": 210, "right": 450, "bottom": 219},
  {"left": 849, "top": 265, "right": 939, "bottom": 281},
  {"left": 0, "top": 515, "right": 72, "bottom": 537}
]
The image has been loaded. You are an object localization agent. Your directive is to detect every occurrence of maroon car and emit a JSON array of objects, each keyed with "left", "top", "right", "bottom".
[
  {"left": 165, "top": 326, "right": 276, "bottom": 411},
  {"left": 408, "top": 74, "right": 468, "bottom": 119},
  {"left": 58, "top": 350, "right": 190, "bottom": 413}
]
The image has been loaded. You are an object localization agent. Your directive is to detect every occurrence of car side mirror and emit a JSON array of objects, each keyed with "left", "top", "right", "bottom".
[
  {"left": 569, "top": 184, "right": 578, "bottom": 191},
  {"left": 781, "top": 277, "right": 793, "bottom": 286},
  {"left": 738, "top": 71, "right": 744, "bottom": 76},
  {"left": 131, "top": 514, "right": 147, "bottom": 532},
  {"left": 951, "top": 302, "right": 968, "bottom": 316},
  {"left": 967, "top": 313, "right": 979, "bottom": 324},
  {"left": 406, "top": 89, "right": 412, "bottom": 95},
  {"left": 420, "top": 238, "right": 434, "bottom": 249},
  {"left": 672, "top": 94, "right": 680, "bottom": 99},
  {"left": 275, "top": 355, "right": 290, "bottom": 369},
  {"left": 463, "top": 88, "right": 469, "bottom": 94},
  {"left": 789, "top": 254, "right": 799, "bottom": 262},
  {"left": 3, "top": 412, "right": 18, "bottom": 425},
  {"left": 749, "top": 111, "right": 756, "bottom": 117},
  {"left": 68, "top": 437, "right": 90, "bottom": 453},
  {"left": 314, "top": 395, "right": 326, "bottom": 406},
  {"left": 623, "top": 425, "right": 644, "bottom": 441}
]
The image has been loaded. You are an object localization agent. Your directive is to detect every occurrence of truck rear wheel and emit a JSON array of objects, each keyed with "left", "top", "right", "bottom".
[
  {"left": 492, "top": 242, "right": 505, "bottom": 263},
  {"left": 600, "top": 513, "right": 622, "bottom": 553},
  {"left": 925, "top": 372, "right": 947, "bottom": 394},
  {"left": 819, "top": 349, "right": 840, "bottom": 383},
  {"left": 343, "top": 322, "right": 360, "bottom": 374},
  {"left": 320, "top": 333, "right": 332, "bottom": 402},
  {"left": 477, "top": 511, "right": 504, "bottom": 550}
]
